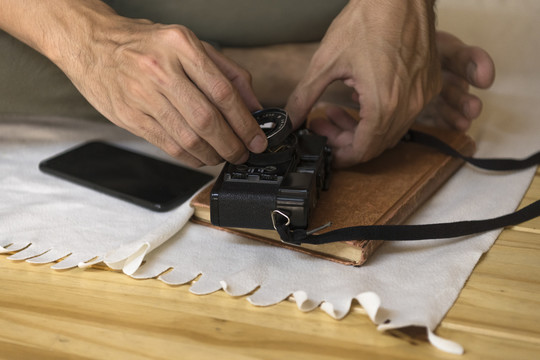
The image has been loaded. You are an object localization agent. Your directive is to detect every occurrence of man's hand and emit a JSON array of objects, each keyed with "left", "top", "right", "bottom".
[
  {"left": 0, "top": 0, "right": 267, "bottom": 167},
  {"left": 66, "top": 20, "right": 268, "bottom": 167},
  {"left": 286, "top": 0, "right": 440, "bottom": 167},
  {"left": 418, "top": 31, "right": 496, "bottom": 130},
  {"left": 307, "top": 30, "right": 496, "bottom": 168}
]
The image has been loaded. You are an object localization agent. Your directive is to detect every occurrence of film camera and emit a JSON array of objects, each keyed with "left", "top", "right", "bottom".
[{"left": 210, "top": 108, "right": 332, "bottom": 232}]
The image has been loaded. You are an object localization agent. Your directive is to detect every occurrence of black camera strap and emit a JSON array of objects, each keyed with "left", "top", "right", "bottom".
[
  {"left": 273, "top": 129, "right": 540, "bottom": 246},
  {"left": 405, "top": 129, "right": 540, "bottom": 171}
]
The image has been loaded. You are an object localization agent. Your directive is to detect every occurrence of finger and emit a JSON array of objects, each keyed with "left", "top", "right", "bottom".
[
  {"left": 286, "top": 53, "right": 339, "bottom": 128},
  {"left": 203, "top": 43, "right": 262, "bottom": 111},
  {"left": 332, "top": 119, "right": 391, "bottom": 168},
  {"left": 332, "top": 145, "right": 358, "bottom": 169},
  {"left": 179, "top": 41, "right": 267, "bottom": 155},
  {"left": 339, "top": 119, "right": 383, "bottom": 165},
  {"left": 173, "top": 81, "right": 252, "bottom": 164},
  {"left": 122, "top": 80, "right": 223, "bottom": 165},
  {"left": 351, "top": 89, "right": 360, "bottom": 104},
  {"left": 434, "top": 97, "right": 472, "bottom": 131},
  {"left": 309, "top": 116, "right": 342, "bottom": 144},
  {"left": 154, "top": 97, "right": 224, "bottom": 165},
  {"left": 442, "top": 70, "right": 469, "bottom": 92},
  {"left": 309, "top": 116, "right": 354, "bottom": 149},
  {"left": 309, "top": 115, "right": 357, "bottom": 168},
  {"left": 350, "top": 104, "right": 410, "bottom": 165},
  {"left": 151, "top": 52, "right": 252, "bottom": 164},
  {"left": 117, "top": 110, "right": 204, "bottom": 168},
  {"left": 324, "top": 105, "right": 359, "bottom": 132},
  {"left": 440, "top": 78, "right": 483, "bottom": 121},
  {"left": 415, "top": 100, "right": 450, "bottom": 129},
  {"left": 437, "top": 31, "right": 496, "bottom": 89},
  {"left": 309, "top": 105, "right": 359, "bottom": 150}
]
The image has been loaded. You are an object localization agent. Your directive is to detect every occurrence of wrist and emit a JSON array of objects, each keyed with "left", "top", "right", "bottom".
[
  {"left": 344, "top": 0, "right": 437, "bottom": 51},
  {"left": 346, "top": 0, "right": 436, "bottom": 25},
  {"left": 0, "top": 0, "right": 127, "bottom": 73},
  {"left": 42, "top": 2, "right": 122, "bottom": 71}
]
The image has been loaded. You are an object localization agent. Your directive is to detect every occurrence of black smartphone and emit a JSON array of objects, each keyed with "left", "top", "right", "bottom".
[{"left": 39, "top": 141, "right": 214, "bottom": 212}]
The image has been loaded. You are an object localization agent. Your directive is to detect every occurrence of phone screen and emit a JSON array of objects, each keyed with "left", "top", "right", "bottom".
[{"left": 39, "top": 141, "right": 214, "bottom": 212}]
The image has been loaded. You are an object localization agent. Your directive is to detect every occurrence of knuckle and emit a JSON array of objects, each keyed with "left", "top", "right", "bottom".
[
  {"left": 203, "top": 152, "right": 224, "bottom": 167},
  {"left": 158, "top": 25, "right": 203, "bottom": 62},
  {"left": 163, "top": 142, "right": 186, "bottom": 158},
  {"left": 158, "top": 25, "right": 195, "bottom": 47},
  {"left": 125, "top": 116, "right": 156, "bottom": 139},
  {"left": 128, "top": 120, "right": 177, "bottom": 155},
  {"left": 155, "top": 106, "right": 175, "bottom": 123},
  {"left": 207, "top": 157, "right": 223, "bottom": 166},
  {"left": 237, "top": 67, "right": 253, "bottom": 85},
  {"left": 165, "top": 145, "right": 204, "bottom": 168},
  {"left": 180, "top": 133, "right": 206, "bottom": 154},
  {"left": 188, "top": 160, "right": 204, "bottom": 168},
  {"left": 209, "top": 79, "right": 236, "bottom": 105},
  {"left": 220, "top": 143, "right": 246, "bottom": 163},
  {"left": 190, "top": 106, "right": 219, "bottom": 134}
]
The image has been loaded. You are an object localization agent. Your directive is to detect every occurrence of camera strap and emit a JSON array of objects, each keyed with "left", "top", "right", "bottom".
[{"left": 273, "top": 129, "right": 540, "bottom": 246}]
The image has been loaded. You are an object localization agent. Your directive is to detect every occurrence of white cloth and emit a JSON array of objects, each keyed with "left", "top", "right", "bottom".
[
  {"left": 0, "top": 115, "right": 218, "bottom": 270},
  {"left": 1, "top": 0, "right": 539, "bottom": 355}
]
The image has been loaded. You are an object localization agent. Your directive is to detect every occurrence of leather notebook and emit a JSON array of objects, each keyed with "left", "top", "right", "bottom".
[{"left": 190, "top": 111, "right": 475, "bottom": 266}]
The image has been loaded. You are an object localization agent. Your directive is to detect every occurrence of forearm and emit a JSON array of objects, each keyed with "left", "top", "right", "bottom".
[
  {"left": 348, "top": 0, "right": 436, "bottom": 21},
  {"left": 0, "top": 0, "right": 121, "bottom": 72},
  {"left": 343, "top": 0, "right": 436, "bottom": 44},
  {"left": 0, "top": 0, "right": 266, "bottom": 166}
]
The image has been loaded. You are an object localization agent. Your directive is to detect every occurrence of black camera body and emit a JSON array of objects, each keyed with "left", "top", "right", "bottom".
[{"left": 210, "top": 108, "right": 331, "bottom": 231}]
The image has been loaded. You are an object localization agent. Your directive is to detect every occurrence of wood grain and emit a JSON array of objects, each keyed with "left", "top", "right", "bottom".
[{"left": 1, "top": 173, "right": 539, "bottom": 359}]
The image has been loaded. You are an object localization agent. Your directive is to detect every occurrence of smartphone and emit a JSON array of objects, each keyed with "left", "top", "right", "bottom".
[{"left": 39, "top": 141, "right": 214, "bottom": 212}]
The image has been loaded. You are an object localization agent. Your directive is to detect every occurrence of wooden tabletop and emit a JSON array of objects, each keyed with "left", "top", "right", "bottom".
[{"left": 1, "top": 169, "right": 539, "bottom": 360}]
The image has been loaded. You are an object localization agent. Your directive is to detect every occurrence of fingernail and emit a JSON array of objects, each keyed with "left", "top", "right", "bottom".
[
  {"left": 249, "top": 134, "right": 267, "bottom": 153},
  {"left": 467, "top": 62, "right": 477, "bottom": 84}
]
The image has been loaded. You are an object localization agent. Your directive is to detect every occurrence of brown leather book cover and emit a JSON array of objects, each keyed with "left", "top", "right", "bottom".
[{"left": 190, "top": 111, "right": 475, "bottom": 266}]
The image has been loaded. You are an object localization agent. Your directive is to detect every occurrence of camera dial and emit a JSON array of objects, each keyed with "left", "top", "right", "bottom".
[{"left": 252, "top": 108, "right": 293, "bottom": 148}]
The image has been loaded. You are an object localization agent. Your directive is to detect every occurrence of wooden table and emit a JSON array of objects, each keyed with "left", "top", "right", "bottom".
[{"left": 1, "top": 169, "right": 539, "bottom": 360}]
